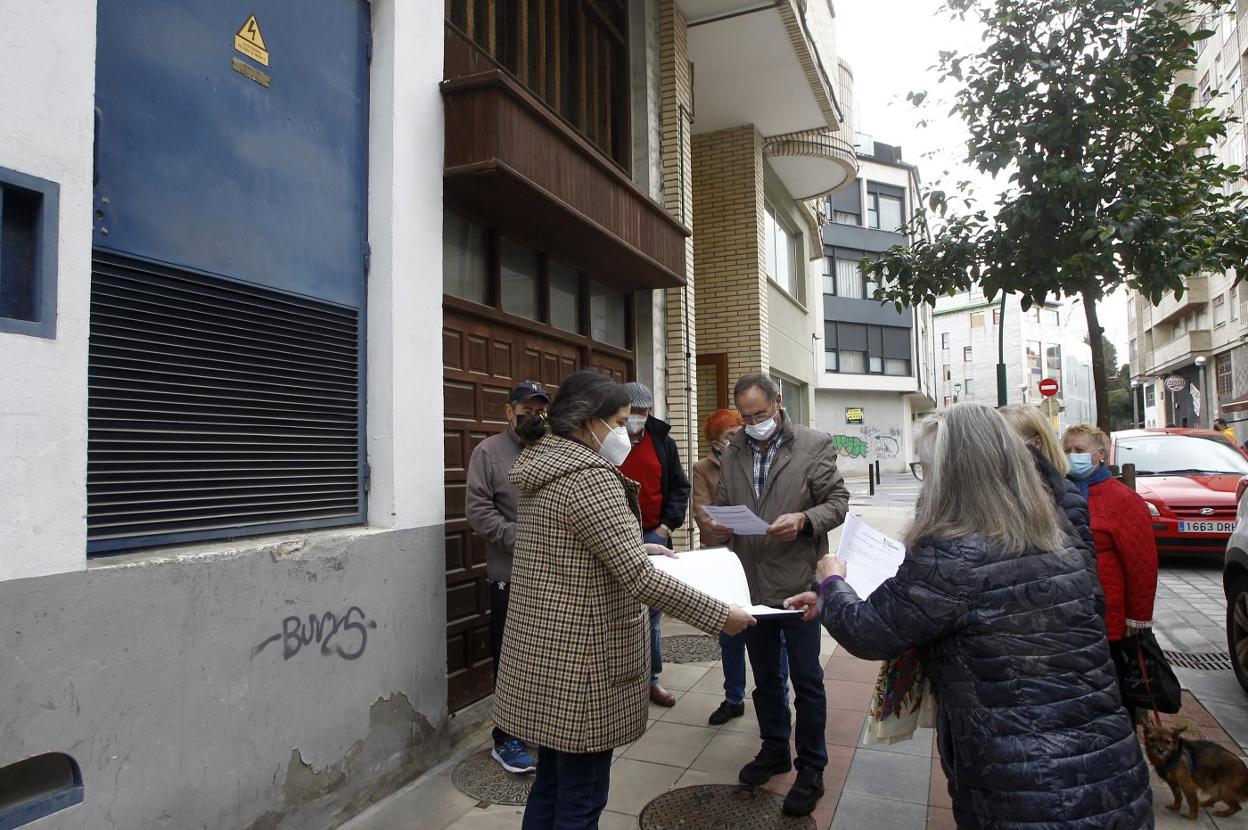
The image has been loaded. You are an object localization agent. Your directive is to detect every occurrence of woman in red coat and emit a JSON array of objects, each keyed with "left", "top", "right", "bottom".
[{"left": 1062, "top": 423, "right": 1158, "bottom": 723}]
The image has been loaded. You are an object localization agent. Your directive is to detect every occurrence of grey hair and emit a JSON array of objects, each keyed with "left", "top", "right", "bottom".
[
  {"left": 907, "top": 403, "right": 1064, "bottom": 556},
  {"left": 623, "top": 381, "right": 654, "bottom": 409},
  {"left": 734, "top": 372, "right": 780, "bottom": 403}
]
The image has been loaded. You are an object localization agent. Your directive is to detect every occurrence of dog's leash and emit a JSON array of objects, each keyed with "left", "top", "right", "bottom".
[{"left": 1136, "top": 639, "right": 1164, "bottom": 728}]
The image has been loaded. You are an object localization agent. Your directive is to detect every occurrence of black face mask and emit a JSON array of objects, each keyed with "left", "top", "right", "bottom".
[{"left": 513, "top": 414, "right": 534, "bottom": 432}]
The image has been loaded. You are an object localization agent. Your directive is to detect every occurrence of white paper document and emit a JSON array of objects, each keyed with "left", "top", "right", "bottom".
[
  {"left": 836, "top": 514, "right": 906, "bottom": 599},
  {"left": 701, "top": 504, "right": 772, "bottom": 536},
  {"left": 651, "top": 547, "right": 801, "bottom": 617}
]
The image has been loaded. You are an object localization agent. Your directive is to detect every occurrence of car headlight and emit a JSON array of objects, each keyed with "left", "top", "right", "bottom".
[{"left": 1147, "top": 501, "right": 1160, "bottom": 517}]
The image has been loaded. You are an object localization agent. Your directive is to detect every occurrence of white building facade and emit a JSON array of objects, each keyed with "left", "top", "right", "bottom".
[
  {"left": 1128, "top": 2, "right": 1247, "bottom": 437},
  {"left": 933, "top": 293, "right": 1096, "bottom": 430},
  {"left": 812, "top": 135, "right": 936, "bottom": 475}
]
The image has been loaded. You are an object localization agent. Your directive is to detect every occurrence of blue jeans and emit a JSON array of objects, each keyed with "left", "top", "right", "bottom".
[
  {"left": 720, "top": 630, "right": 790, "bottom": 706},
  {"left": 644, "top": 529, "right": 666, "bottom": 683},
  {"left": 745, "top": 614, "right": 826, "bottom": 772},
  {"left": 522, "top": 746, "right": 613, "bottom": 830}
]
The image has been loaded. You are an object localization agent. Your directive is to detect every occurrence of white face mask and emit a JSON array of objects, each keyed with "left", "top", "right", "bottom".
[
  {"left": 626, "top": 414, "right": 648, "bottom": 435},
  {"left": 744, "top": 413, "right": 778, "bottom": 441},
  {"left": 593, "top": 419, "right": 633, "bottom": 466}
]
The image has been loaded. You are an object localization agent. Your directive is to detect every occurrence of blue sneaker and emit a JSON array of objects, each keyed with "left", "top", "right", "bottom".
[{"left": 491, "top": 739, "right": 536, "bottom": 774}]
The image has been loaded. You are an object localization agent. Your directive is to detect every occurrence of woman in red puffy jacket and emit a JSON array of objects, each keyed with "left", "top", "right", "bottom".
[{"left": 1062, "top": 423, "right": 1159, "bottom": 723}]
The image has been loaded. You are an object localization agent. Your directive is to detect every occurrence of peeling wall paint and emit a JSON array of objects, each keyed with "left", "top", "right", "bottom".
[{"left": 0, "top": 526, "right": 447, "bottom": 830}]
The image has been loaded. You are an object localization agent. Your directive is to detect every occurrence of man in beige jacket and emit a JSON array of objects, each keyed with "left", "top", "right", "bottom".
[{"left": 708, "top": 372, "right": 849, "bottom": 817}]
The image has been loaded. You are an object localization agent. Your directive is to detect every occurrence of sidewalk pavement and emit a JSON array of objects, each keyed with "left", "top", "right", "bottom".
[{"left": 339, "top": 517, "right": 1248, "bottom": 829}]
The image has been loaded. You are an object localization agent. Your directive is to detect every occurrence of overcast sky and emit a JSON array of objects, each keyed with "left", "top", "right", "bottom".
[{"left": 834, "top": 0, "right": 1131, "bottom": 356}]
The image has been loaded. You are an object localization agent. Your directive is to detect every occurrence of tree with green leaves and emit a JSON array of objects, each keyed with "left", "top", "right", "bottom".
[{"left": 867, "top": 0, "right": 1248, "bottom": 431}]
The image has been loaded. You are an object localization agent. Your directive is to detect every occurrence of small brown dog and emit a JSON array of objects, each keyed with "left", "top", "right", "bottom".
[{"left": 1143, "top": 722, "right": 1248, "bottom": 819}]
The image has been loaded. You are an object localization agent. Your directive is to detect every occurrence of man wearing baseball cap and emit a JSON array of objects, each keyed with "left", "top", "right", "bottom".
[{"left": 466, "top": 380, "right": 549, "bottom": 773}]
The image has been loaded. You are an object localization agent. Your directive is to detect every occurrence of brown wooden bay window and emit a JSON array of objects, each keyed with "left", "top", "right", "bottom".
[{"left": 446, "top": 0, "right": 630, "bottom": 168}]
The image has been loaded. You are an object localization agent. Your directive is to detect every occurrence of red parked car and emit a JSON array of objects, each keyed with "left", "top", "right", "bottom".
[{"left": 1110, "top": 428, "right": 1248, "bottom": 555}]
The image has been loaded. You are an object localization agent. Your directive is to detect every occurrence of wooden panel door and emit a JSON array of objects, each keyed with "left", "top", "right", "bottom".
[{"left": 443, "top": 305, "right": 586, "bottom": 710}]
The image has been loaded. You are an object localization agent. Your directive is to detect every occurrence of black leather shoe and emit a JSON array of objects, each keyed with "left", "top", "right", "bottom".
[
  {"left": 707, "top": 701, "right": 745, "bottom": 726},
  {"left": 738, "top": 747, "right": 792, "bottom": 786},
  {"left": 782, "top": 767, "right": 825, "bottom": 816}
]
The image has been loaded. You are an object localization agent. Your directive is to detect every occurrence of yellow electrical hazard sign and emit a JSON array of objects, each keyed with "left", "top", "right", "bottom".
[{"left": 235, "top": 15, "right": 269, "bottom": 66}]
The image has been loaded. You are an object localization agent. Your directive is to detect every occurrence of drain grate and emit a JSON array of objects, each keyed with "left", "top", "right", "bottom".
[
  {"left": 1164, "top": 651, "right": 1234, "bottom": 671},
  {"left": 640, "top": 785, "right": 815, "bottom": 829},
  {"left": 449, "top": 748, "right": 535, "bottom": 805},
  {"left": 661, "top": 635, "right": 722, "bottom": 664}
]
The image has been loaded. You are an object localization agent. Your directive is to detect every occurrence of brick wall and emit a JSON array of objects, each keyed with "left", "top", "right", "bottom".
[
  {"left": 693, "top": 126, "right": 769, "bottom": 391},
  {"left": 658, "top": 0, "right": 698, "bottom": 547}
]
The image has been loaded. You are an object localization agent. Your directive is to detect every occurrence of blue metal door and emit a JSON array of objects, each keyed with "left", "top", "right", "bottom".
[
  {"left": 93, "top": 0, "right": 370, "bottom": 307},
  {"left": 88, "top": 1, "right": 370, "bottom": 553}
]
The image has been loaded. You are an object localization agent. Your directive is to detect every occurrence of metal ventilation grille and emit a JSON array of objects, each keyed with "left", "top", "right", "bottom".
[{"left": 87, "top": 254, "right": 362, "bottom": 553}]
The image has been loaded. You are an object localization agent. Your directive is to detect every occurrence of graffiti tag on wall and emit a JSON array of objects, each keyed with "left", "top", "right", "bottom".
[
  {"left": 829, "top": 426, "right": 901, "bottom": 460},
  {"left": 253, "top": 606, "right": 377, "bottom": 661}
]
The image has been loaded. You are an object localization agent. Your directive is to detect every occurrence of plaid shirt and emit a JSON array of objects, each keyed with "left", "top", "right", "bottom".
[{"left": 747, "top": 432, "right": 787, "bottom": 501}]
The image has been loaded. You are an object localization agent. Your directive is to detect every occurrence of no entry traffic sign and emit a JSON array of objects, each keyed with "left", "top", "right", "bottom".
[{"left": 1039, "top": 378, "right": 1059, "bottom": 398}]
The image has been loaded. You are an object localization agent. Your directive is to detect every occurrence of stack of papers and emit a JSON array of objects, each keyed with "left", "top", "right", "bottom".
[
  {"left": 700, "top": 505, "right": 771, "bottom": 535},
  {"left": 651, "top": 547, "right": 802, "bottom": 617},
  {"left": 836, "top": 515, "right": 906, "bottom": 598}
]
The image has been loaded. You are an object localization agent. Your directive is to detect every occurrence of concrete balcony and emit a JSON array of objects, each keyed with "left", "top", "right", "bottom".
[
  {"left": 683, "top": 0, "right": 840, "bottom": 137},
  {"left": 763, "top": 129, "right": 858, "bottom": 199},
  {"left": 1148, "top": 330, "right": 1212, "bottom": 374},
  {"left": 1151, "top": 276, "right": 1208, "bottom": 325}
]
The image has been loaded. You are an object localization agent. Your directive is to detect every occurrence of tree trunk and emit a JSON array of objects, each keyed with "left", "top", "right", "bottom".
[{"left": 1082, "top": 289, "right": 1111, "bottom": 434}]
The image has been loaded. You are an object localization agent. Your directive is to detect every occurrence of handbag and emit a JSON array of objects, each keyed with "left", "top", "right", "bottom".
[
  {"left": 864, "top": 648, "right": 937, "bottom": 745},
  {"left": 1116, "top": 628, "right": 1182, "bottom": 717}
]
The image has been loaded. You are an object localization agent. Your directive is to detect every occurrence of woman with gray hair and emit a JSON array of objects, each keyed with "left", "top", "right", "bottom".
[{"left": 784, "top": 403, "right": 1151, "bottom": 829}]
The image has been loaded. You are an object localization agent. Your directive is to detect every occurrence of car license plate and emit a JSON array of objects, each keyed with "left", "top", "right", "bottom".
[{"left": 1178, "top": 521, "right": 1235, "bottom": 534}]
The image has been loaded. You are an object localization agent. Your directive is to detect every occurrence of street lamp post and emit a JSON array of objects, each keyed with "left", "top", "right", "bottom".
[
  {"left": 996, "top": 294, "right": 1008, "bottom": 406},
  {"left": 1130, "top": 378, "right": 1141, "bottom": 428},
  {"left": 1195, "top": 356, "right": 1209, "bottom": 429},
  {"left": 953, "top": 382, "right": 962, "bottom": 404}
]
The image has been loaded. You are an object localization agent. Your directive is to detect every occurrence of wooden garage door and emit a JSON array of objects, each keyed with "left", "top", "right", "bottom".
[{"left": 443, "top": 304, "right": 633, "bottom": 710}]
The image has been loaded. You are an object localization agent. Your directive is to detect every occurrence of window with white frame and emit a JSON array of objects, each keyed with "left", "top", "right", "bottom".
[
  {"left": 1215, "top": 293, "right": 1228, "bottom": 328},
  {"left": 764, "top": 204, "right": 801, "bottom": 299},
  {"left": 835, "top": 258, "right": 865, "bottom": 299},
  {"left": 866, "top": 183, "right": 905, "bottom": 233}
]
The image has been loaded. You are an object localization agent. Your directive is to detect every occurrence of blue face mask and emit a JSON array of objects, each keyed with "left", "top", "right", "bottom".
[{"left": 1067, "top": 452, "right": 1095, "bottom": 480}]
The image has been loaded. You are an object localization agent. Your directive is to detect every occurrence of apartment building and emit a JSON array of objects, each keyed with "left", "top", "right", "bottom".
[
  {"left": 0, "top": 1, "right": 855, "bottom": 827},
  {"left": 1128, "top": 1, "right": 1248, "bottom": 436},
  {"left": 689, "top": 1, "right": 858, "bottom": 454},
  {"left": 933, "top": 293, "right": 1096, "bottom": 430},
  {"left": 813, "top": 134, "right": 936, "bottom": 475}
]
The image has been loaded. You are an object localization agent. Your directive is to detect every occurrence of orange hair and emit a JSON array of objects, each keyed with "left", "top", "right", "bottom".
[{"left": 704, "top": 408, "right": 743, "bottom": 444}]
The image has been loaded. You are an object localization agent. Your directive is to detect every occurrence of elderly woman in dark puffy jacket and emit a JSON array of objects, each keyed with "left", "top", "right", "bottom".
[{"left": 785, "top": 404, "right": 1152, "bottom": 829}]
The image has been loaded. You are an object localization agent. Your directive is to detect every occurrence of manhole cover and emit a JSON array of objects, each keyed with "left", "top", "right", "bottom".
[
  {"left": 639, "top": 785, "right": 815, "bottom": 829},
  {"left": 449, "top": 748, "right": 535, "bottom": 805},
  {"left": 1164, "top": 650, "right": 1234, "bottom": 671},
  {"left": 662, "top": 635, "right": 721, "bottom": 663}
]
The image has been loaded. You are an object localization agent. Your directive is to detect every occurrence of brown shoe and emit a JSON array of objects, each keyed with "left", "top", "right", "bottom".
[{"left": 649, "top": 683, "right": 676, "bottom": 707}]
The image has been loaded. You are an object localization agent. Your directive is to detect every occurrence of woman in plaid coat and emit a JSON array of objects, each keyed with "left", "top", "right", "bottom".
[{"left": 496, "top": 371, "right": 754, "bottom": 829}]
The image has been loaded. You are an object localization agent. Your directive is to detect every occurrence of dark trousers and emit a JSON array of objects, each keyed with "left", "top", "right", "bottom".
[
  {"left": 490, "top": 580, "right": 516, "bottom": 746},
  {"left": 745, "top": 614, "right": 827, "bottom": 772},
  {"left": 521, "top": 746, "right": 613, "bottom": 830}
]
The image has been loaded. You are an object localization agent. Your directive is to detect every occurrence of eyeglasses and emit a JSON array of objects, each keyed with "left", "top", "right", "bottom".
[
  {"left": 909, "top": 462, "right": 924, "bottom": 481},
  {"left": 739, "top": 406, "right": 778, "bottom": 426}
]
